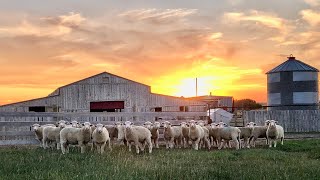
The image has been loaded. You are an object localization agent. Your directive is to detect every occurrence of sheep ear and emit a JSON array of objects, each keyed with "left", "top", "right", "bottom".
[{"left": 254, "top": 123, "right": 257, "bottom": 126}]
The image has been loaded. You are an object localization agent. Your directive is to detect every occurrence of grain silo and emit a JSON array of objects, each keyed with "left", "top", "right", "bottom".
[{"left": 266, "top": 55, "right": 319, "bottom": 110}]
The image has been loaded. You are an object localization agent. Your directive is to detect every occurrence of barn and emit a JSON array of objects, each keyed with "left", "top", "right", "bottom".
[{"left": 0, "top": 72, "right": 206, "bottom": 113}]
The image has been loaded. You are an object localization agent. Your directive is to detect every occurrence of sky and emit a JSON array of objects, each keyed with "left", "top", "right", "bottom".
[{"left": 0, "top": 0, "right": 320, "bottom": 105}]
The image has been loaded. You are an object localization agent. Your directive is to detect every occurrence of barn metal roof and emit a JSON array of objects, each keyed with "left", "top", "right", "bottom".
[{"left": 266, "top": 56, "right": 319, "bottom": 74}]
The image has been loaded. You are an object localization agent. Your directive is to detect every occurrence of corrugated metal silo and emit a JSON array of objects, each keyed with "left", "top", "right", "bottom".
[{"left": 266, "top": 55, "right": 319, "bottom": 110}]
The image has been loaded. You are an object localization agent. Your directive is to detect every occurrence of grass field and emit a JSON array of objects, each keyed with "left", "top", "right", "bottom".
[{"left": 1, "top": 139, "right": 320, "bottom": 180}]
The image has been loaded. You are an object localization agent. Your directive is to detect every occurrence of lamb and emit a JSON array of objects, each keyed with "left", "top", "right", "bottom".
[
  {"left": 92, "top": 123, "right": 112, "bottom": 154},
  {"left": 123, "top": 121, "right": 152, "bottom": 154},
  {"left": 60, "top": 122, "right": 93, "bottom": 154},
  {"left": 180, "top": 122, "right": 190, "bottom": 148},
  {"left": 115, "top": 122, "right": 127, "bottom": 145},
  {"left": 32, "top": 123, "right": 56, "bottom": 147},
  {"left": 216, "top": 122, "right": 241, "bottom": 150},
  {"left": 196, "top": 121, "right": 211, "bottom": 150},
  {"left": 71, "top": 121, "right": 82, "bottom": 128},
  {"left": 42, "top": 120, "right": 67, "bottom": 150},
  {"left": 143, "top": 121, "right": 160, "bottom": 149},
  {"left": 162, "top": 121, "right": 183, "bottom": 149},
  {"left": 238, "top": 126, "right": 254, "bottom": 148},
  {"left": 105, "top": 125, "right": 118, "bottom": 144},
  {"left": 248, "top": 121, "right": 270, "bottom": 147},
  {"left": 266, "top": 120, "right": 284, "bottom": 148},
  {"left": 208, "top": 123, "right": 219, "bottom": 147},
  {"left": 188, "top": 120, "right": 205, "bottom": 150}
]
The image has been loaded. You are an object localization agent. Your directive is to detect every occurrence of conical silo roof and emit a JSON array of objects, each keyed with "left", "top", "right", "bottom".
[{"left": 266, "top": 55, "right": 319, "bottom": 74}]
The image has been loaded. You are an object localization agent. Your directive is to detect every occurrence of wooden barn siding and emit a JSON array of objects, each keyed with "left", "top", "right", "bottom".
[
  {"left": 243, "top": 110, "right": 320, "bottom": 132},
  {"left": 0, "top": 112, "right": 206, "bottom": 145},
  {"left": 0, "top": 73, "right": 205, "bottom": 113}
]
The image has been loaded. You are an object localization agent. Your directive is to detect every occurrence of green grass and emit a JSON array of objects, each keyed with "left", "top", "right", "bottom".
[{"left": 1, "top": 139, "right": 320, "bottom": 180}]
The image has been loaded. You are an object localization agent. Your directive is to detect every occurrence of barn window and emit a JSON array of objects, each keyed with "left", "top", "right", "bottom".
[
  {"left": 90, "top": 101, "right": 124, "bottom": 112},
  {"left": 102, "top": 77, "right": 110, "bottom": 83},
  {"left": 154, "top": 107, "right": 162, "bottom": 112},
  {"left": 179, "top": 106, "right": 185, "bottom": 112},
  {"left": 29, "top": 106, "right": 46, "bottom": 112}
]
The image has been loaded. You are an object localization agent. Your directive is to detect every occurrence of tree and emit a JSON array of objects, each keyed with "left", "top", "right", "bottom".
[{"left": 234, "top": 99, "right": 263, "bottom": 110}]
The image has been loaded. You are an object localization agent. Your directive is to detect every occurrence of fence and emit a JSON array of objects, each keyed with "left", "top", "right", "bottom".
[
  {"left": 244, "top": 110, "right": 320, "bottom": 132},
  {"left": 0, "top": 111, "right": 206, "bottom": 146}
]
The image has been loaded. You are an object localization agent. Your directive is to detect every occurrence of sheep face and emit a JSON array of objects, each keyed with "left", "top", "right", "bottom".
[
  {"left": 265, "top": 120, "right": 271, "bottom": 126},
  {"left": 268, "top": 120, "right": 277, "bottom": 128},
  {"left": 217, "top": 122, "right": 227, "bottom": 128},
  {"left": 143, "top": 121, "right": 152, "bottom": 130},
  {"left": 246, "top": 122, "right": 256, "bottom": 127},
  {"left": 209, "top": 123, "right": 218, "bottom": 129},
  {"left": 82, "top": 122, "right": 92, "bottom": 131},
  {"left": 124, "top": 121, "right": 133, "bottom": 129},
  {"left": 57, "top": 121, "right": 67, "bottom": 128},
  {"left": 71, "top": 121, "right": 80, "bottom": 128},
  {"left": 180, "top": 122, "right": 188, "bottom": 128},
  {"left": 162, "top": 121, "right": 171, "bottom": 129},
  {"left": 189, "top": 120, "right": 197, "bottom": 129},
  {"left": 32, "top": 124, "right": 41, "bottom": 131},
  {"left": 95, "top": 124, "right": 104, "bottom": 133},
  {"left": 198, "top": 121, "right": 205, "bottom": 127},
  {"left": 153, "top": 122, "right": 161, "bottom": 129}
]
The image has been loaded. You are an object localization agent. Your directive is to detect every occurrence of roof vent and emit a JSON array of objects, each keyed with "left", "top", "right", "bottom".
[{"left": 288, "top": 54, "right": 295, "bottom": 60}]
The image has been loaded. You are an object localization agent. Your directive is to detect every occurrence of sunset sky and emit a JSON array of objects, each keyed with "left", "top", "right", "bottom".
[{"left": 0, "top": 0, "right": 320, "bottom": 105}]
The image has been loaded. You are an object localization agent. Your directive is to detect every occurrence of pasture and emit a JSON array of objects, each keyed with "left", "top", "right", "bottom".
[{"left": 1, "top": 139, "right": 320, "bottom": 180}]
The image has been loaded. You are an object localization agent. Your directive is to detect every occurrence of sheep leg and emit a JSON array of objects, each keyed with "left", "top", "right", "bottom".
[
  {"left": 170, "top": 138, "right": 175, "bottom": 149},
  {"left": 218, "top": 140, "right": 225, "bottom": 150},
  {"left": 135, "top": 143, "right": 140, "bottom": 154},
  {"left": 128, "top": 142, "right": 132, "bottom": 152},
  {"left": 268, "top": 139, "right": 272, "bottom": 148},
  {"left": 194, "top": 138, "right": 200, "bottom": 150},
  {"left": 233, "top": 136, "right": 240, "bottom": 150},
  {"left": 281, "top": 137, "right": 284, "bottom": 145},
  {"left": 80, "top": 143, "right": 86, "bottom": 153},
  {"left": 155, "top": 138, "right": 159, "bottom": 149},
  {"left": 147, "top": 138, "right": 153, "bottom": 153},
  {"left": 274, "top": 140, "right": 277, "bottom": 148},
  {"left": 42, "top": 138, "right": 47, "bottom": 149},
  {"left": 165, "top": 139, "right": 169, "bottom": 149},
  {"left": 108, "top": 139, "right": 112, "bottom": 151},
  {"left": 61, "top": 142, "right": 67, "bottom": 154},
  {"left": 100, "top": 142, "right": 106, "bottom": 154}
]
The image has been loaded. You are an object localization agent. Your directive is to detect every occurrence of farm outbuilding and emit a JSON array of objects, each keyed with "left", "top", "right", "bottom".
[
  {"left": 0, "top": 72, "right": 206, "bottom": 113},
  {"left": 267, "top": 55, "right": 319, "bottom": 110}
]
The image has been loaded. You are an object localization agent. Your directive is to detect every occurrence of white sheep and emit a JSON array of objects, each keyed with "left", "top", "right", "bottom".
[
  {"left": 208, "top": 123, "right": 219, "bottom": 147},
  {"left": 144, "top": 121, "right": 160, "bottom": 149},
  {"left": 238, "top": 126, "right": 254, "bottom": 148},
  {"left": 92, "top": 123, "right": 112, "bottom": 154},
  {"left": 162, "top": 121, "right": 183, "bottom": 149},
  {"left": 216, "top": 122, "right": 241, "bottom": 150},
  {"left": 266, "top": 120, "right": 284, "bottom": 148},
  {"left": 42, "top": 120, "right": 67, "bottom": 150},
  {"left": 123, "top": 121, "right": 152, "bottom": 154},
  {"left": 60, "top": 122, "right": 93, "bottom": 154},
  {"left": 32, "top": 123, "right": 56, "bottom": 147},
  {"left": 71, "top": 120, "right": 82, "bottom": 128},
  {"left": 105, "top": 125, "right": 118, "bottom": 144},
  {"left": 188, "top": 120, "right": 205, "bottom": 150},
  {"left": 247, "top": 121, "right": 270, "bottom": 147},
  {"left": 197, "top": 121, "right": 211, "bottom": 150},
  {"left": 115, "top": 122, "right": 127, "bottom": 145},
  {"left": 180, "top": 122, "right": 190, "bottom": 148}
]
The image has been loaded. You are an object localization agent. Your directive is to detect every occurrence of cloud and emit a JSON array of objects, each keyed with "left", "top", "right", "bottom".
[
  {"left": 300, "top": 9, "right": 320, "bottom": 26},
  {"left": 119, "top": 8, "right": 197, "bottom": 24},
  {"left": 41, "top": 12, "right": 85, "bottom": 28},
  {"left": 305, "top": 0, "right": 320, "bottom": 7},
  {"left": 223, "top": 10, "right": 287, "bottom": 31}
]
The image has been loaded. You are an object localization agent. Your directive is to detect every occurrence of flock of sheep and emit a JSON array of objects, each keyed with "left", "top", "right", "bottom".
[{"left": 32, "top": 119, "right": 285, "bottom": 154}]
